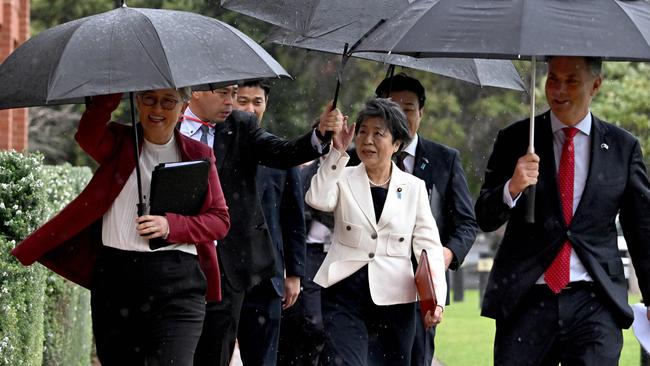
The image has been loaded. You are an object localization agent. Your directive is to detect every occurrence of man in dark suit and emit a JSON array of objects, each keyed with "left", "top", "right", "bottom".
[
  {"left": 277, "top": 157, "right": 333, "bottom": 366},
  {"left": 371, "top": 73, "right": 478, "bottom": 365},
  {"left": 476, "top": 56, "right": 650, "bottom": 365},
  {"left": 233, "top": 80, "right": 306, "bottom": 366},
  {"left": 179, "top": 84, "right": 342, "bottom": 366}
]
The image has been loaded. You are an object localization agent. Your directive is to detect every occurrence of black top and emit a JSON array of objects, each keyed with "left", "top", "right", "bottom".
[{"left": 370, "top": 187, "right": 388, "bottom": 223}]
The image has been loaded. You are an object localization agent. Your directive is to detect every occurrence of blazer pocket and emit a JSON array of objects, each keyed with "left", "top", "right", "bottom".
[
  {"left": 386, "top": 233, "right": 411, "bottom": 257},
  {"left": 337, "top": 222, "right": 362, "bottom": 248}
]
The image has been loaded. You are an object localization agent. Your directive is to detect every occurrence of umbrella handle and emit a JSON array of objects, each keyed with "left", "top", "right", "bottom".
[
  {"left": 324, "top": 43, "right": 350, "bottom": 142},
  {"left": 524, "top": 185, "right": 535, "bottom": 223}
]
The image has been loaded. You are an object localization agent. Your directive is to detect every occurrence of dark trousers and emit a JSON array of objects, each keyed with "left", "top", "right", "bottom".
[
  {"left": 238, "top": 280, "right": 282, "bottom": 366},
  {"left": 494, "top": 282, "right": 623, "bottom": 366},
  {"left": 411, "top": 302, "right": 436, "bottom": 366},
  {"left": 194, "top": 269, "right": 246, "bottom": 366},
  {"left": 321, "top": 266, "right": 416, "bottom": 366},
  {"left": 91, "top": 247, "right": 206, "bottom": 366},
  {"left": 278, "top": 244, "right": 327, "bottom": 366}
]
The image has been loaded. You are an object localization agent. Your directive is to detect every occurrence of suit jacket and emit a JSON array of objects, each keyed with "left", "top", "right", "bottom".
[
  {"left": 11, "top": 94, "right": 230, "bottom": 301},
  {"left": 257, "top": 165, "right": 306, "bottom": 297},
  {"left": 204, "top": 110, "right": 322, "bottom": 291},
  {"left": 348, "top": 136, "right": 477, "bottom": 268},
  {"left": 307, "top": 149, "right": 447, "bottom": 306},
  {"left": 475, "top": 111, "right": 650, "bottom": 327}
]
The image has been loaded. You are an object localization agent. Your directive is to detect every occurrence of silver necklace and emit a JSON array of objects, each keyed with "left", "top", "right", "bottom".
[{"left": 368, "top": 175, "right": 391, "bottom": 187}]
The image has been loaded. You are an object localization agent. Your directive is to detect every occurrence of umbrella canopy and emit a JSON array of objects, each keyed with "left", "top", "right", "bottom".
[
  {"left": 267, "top": 27, "right": 525, "bottom": 91},
  {"left": 352, "top": 0, "right": 650, "bottom": 61},
  {"left": 351, "top": 0, "right": 650, "bottom": 223},
  {"left": 0, "top": 6, "right": 290, "bottom": 109},
  {"left": 221, "top": 0, "right": 413, "bottom": 41}
]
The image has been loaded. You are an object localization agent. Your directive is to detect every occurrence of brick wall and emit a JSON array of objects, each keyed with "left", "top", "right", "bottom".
[{"left": 0, "top": 0, "right": 29, "bottom": 151}]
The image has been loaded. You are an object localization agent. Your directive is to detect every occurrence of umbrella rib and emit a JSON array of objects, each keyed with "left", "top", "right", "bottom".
[{"left": 131, "top": 9, "right": 176, "bottom": 88}]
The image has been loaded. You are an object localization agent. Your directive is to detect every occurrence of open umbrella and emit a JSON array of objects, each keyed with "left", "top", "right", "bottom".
[
  {"left": 221, "top": 0, "right": 413, "bottom": 41},
  {"left": 267, "top": 27, "right": 525, "bottom": 91},
  {"left": 351, "top": 0, "right": 650, "bottom": 222},
  {"left": 221, "top": 0, "right": 526, "bottom": 144},
  {"left": 0, "top": 3, "right": 290, "bottom": 215},
  {"left": 0, "top": 5, "right": 289, "bottom": 109}
]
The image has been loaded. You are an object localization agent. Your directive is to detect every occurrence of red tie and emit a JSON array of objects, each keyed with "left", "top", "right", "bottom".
[{"left": 545, "top": 127, "right": 578, "bottom": 293}]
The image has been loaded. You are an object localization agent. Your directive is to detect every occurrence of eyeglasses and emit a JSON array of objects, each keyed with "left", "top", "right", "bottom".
[{"left": 138, "top": 93, "right": 180, "bottom": 110}]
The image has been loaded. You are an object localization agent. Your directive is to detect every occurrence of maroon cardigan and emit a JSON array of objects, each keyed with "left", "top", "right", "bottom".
[{"left": 11, "top": 94, "right": 230, "bottom": 301}]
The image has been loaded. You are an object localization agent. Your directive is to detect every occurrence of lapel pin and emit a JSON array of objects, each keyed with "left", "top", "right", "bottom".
[
  {"left": 420, "top": 157, "right": 429, "bottom": 170},
  {"left": 397, "top": 187, "right": 403, "bottom": 199},
  {"left": 601, "top": 143, "right": 609, "bottom": 150}
]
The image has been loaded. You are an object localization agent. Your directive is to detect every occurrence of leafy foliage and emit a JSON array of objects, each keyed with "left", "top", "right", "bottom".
[{"left": 0, "top": 151, "right": 92, "bottom": 366}]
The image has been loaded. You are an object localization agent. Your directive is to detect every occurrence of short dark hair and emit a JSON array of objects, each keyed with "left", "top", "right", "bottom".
[
  {"left": 354, "top": 98, "right": 412, "bottom": 149},
  {"left": 547, "top": 56, "right": 602, "bottom": 76},
  {"left": 375, "top": 73, "right": 426, "bottom": 109},
  {"left": 239, "top": 79, "right": 271, "bottom": 98}
]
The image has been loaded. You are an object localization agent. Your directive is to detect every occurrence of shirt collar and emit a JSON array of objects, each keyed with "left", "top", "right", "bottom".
[
  {"left": 179, "top": 108, "right": 206, "bottom": 135},
  {"left": 402, "top": 134, "right": 418, "bottom": 157},
  {"left": 550, "top": 110, "right": 592, "bottom": 136}
]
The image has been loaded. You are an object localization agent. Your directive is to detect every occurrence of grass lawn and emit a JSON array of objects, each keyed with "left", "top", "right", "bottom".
[{"left": 435, "top": 290, "right": 641, "bottom": 365}]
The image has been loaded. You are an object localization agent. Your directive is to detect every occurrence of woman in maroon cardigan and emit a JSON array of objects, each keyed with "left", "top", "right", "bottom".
[{"left": 12, "top": 89, "right": 230, "bottom": 365}]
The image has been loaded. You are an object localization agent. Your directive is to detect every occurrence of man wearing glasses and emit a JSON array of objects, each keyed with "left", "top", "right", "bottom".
[{"left": 180, "top": 85, "right": 343, "bottom": 366}]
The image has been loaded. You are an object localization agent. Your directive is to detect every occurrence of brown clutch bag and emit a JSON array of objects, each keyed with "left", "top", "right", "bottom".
[{"left": 414, "top": 249, "right": 437, "bottom": 324}]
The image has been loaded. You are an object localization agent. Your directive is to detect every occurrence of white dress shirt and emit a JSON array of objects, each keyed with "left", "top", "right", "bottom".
[
  {"left": 397, "top": 134, "right": 418, "bottom": 174},
  {"left": 503, "top": 111, "right": 593, "bottom": 283},
  {"left": 179, "top": 108, "right": 215, "bottom": 147},
  {"left": 102, "top": 136, "right": 196, "bottom": 254}
]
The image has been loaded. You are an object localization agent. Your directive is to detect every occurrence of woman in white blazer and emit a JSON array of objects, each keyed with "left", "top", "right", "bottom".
[{"left": 305, "top": 98, "right": 446, "bottom": 365}]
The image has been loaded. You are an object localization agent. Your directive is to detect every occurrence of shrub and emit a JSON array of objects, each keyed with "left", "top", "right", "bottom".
[
  {"left": 0, "top": 151, "right": 48, "bottom": 365},
  {"left": 0, "top": 151, "right": 93, "bottom": 366},
  {"left": 40, "top": 164, "right": 92, "bottom": 366}
]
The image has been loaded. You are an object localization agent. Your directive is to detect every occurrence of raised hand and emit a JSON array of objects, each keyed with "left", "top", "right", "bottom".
[{"left": 333, "top": 117, "right": 354, "bottom": 152}]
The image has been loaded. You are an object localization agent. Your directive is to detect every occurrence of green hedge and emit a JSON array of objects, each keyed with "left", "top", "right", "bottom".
[{"left": 0, "top": 151, "right": 93, "bottom": 366}]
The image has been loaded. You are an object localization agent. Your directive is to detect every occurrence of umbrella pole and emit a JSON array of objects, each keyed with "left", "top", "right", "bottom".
[
  {"left": 331, "top": 42, "right": 349, "bottom": 110},
  {"left": 129, "top": 92, "right": 147, "bottom": 217},
  {"left": 524, "top": 56, "right": 536, "bottom": 223},
  {"left": 384, "top": 64, "right": 396, "bottom": 96}
]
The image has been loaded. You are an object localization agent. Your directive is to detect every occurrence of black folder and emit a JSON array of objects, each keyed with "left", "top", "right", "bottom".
[{"left": 148, "top": 159, "right": 210, "bottom": 250}]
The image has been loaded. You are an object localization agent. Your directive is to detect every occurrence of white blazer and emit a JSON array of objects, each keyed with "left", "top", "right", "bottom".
[{"left": 306, "top": 149, "right": 447, "bottom": 306}]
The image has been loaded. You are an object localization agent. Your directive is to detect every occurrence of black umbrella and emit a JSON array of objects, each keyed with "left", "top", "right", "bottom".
[
  {"left": 352, "top": 0, "right": 650, "bottom": 222},
  {"left": 221, "top": 0, "right": 413, "bottom": 42},
  {"left": 0, "top": 3, "right": 290, "bottom": 215},
  {"left": 267, "top": 27, "right": 526, "bottom": 91},
  {"left": 222, "top": 0, "right": 525, "bottom": 144},
  {"left": 0, "top": 5, "right": 289, "bottom": 109}
]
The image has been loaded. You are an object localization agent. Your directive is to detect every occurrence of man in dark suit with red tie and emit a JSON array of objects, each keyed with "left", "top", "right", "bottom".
[{"left": 476, "top": 56, "right": 650, "bottom": 365}]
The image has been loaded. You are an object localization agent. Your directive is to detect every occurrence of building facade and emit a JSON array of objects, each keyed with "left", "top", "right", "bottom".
[{"left": 0, "top": 0, "right": 29, "bottom": 151}]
